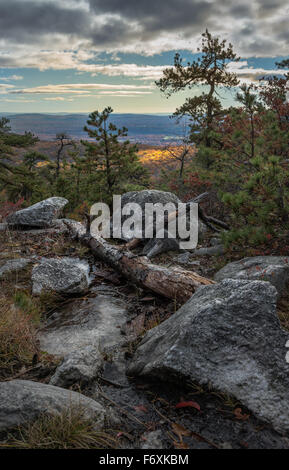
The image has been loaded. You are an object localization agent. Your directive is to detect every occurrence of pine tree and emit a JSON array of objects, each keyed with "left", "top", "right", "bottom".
[
  {"left": 82, "top": 107, "right": 148, "bottom": 204},
  {"left": 156, "top": 30, "right": 240, "bottom": 168}
]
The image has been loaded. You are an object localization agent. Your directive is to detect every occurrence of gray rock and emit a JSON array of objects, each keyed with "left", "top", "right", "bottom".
[
  {"left": 129, "top": 279, "right": 289, "bottom": 434},
  {"left": 198, "top": 220, "right": 208, "bottom": 237},
  {"left": 0, "top": 258, "right": 33, "bottom": 279},
  {"left": 214, "top": 256, "right": 289, "bottom": 297},
  {"left": 120, "top": 190, "right": 180, "bottom": 241},
  {"left": 142, "top": 231, "right": 180, "bottom": 258},
  {"left": 210, "top": 237, "right": 222, "bottom": 247},
  {"left": 141, "top": 430, "right": 164, "bottom": 449},
  {"left": 194, "top": 245, "right": 224, "bottom": 256},
  {"left": 50, "top": 345, "right": 104, "bottom": 388},
  {"left": 174, "top": 252, "right": 201, "bottom": 266},
  {"left": 32, "top": 257, "right": 91, "bottom": 295},
  {"left": 41, "top": 288, "right": 128, "bottom": 386},
  {"left": 101, "top": 354, "right": 130, "bottom": 388},
  {"left": 6, "top": 197, "right": 68, "bottom": 228},
  {"left": 121, "top": 189, "right": 180, "bottom": 211},
  {"left": 41, "top": 289, "right": 128, "bottom": 356},
  {"left": 0, "top": 379, "right": 108, "bottom": 432},
  {"left": 0, "top": 223, "right": 7, "bottom": 231}
]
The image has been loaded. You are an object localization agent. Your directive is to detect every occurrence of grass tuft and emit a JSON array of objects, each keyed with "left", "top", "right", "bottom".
[{"left": 3, "top": 407, "right": 118, "bottom": 449}]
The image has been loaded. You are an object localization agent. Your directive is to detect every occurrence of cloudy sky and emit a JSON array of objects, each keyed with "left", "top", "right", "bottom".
[{"left": 0, "top": 0, "right": 288, "bottom": 113}]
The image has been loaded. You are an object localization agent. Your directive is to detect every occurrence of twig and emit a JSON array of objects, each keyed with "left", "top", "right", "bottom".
[{"left": 96, "top": 387, "right": 149, "bottom": 429}]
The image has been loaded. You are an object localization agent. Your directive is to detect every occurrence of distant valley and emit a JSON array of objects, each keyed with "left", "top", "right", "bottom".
[{"left": 6, "top": 113, "right": 187, "bottom": 145}]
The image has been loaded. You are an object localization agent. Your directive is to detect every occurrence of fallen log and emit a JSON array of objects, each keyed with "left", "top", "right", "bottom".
[{"left": 64, "top": 220, "right": 214, "bottom": 303}]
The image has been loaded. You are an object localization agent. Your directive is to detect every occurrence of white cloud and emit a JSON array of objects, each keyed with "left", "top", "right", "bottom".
[
  {"left": 227, "top": 61, "right": 289, "bottom": 83},
  {"left": 1, "top": 98, "right": 35, "bottom": 102},
  {"left": 98, "top": 90, "right": 153, "bottom": 95},
  {"left": 43, "top": 96, "right": 74, "bottom": 101},
  {"left": 12, "top": 83, "right": 154, "bottom": 95},
  {"left": 0, "top": 74, "right": 23, "bottom": 81}
]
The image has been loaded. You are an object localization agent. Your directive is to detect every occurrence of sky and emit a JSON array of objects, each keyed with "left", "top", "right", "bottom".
[{"left": 0, "top": 0, "right": 288, "bottom": 114}]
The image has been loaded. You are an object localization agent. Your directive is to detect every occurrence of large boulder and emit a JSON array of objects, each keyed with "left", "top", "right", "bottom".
[
  {"left": 214, "top": 256, "right": 289, "bottom": 297},
  {"left": 0, "top": 379, "right": 108, "bottom": 432},
  {"left": 119, "top": 190, "right": 180, "bottom": 241},
  {"left": 32, "top": 257, "right": 90, "bottom": 295},
  {"left": 6, "top": 197, "right": 68, "bottom": 228},
  {"left": 121, "top": 189, "right": 180, "bottom": 210},
  {"left": 128, "top": 279, "right": 289, "bottom": 433}
]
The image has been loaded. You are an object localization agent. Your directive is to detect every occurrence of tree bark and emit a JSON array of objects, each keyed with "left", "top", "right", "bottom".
[{"left": 64, "top": 220, "right": 214, "bottom": 303}]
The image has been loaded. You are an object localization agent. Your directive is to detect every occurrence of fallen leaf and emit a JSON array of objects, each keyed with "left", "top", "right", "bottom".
[
  {"left": 133, "top": 405, "right": 148, "bottom": 413},
  {"left": 240, "top": 441, "right": 249, "bottom": 448},
  {"left": 234, "top": 408, "right": 250, "bottom": 421},
  {"left": 171, "top": 422, "right": 191, "bottom": 441},
  {"left": 176, "top": 401, "right": 201, "bottom": 411}
]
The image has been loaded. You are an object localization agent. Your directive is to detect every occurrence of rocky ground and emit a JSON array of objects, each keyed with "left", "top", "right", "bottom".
[{"left": 1, "top": 195, "right": 289, "bottom": 449}]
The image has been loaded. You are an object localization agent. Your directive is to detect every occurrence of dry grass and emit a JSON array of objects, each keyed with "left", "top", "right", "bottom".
[
  {"left": 0, "top": 296, "right": 39, "bottom": 374},
  {"left": 3, "top": 407, "right": 118, "bottom": 449}
]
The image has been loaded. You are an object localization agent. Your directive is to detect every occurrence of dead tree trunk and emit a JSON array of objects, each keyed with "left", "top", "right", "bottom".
[{"left": 64, "top": 220, "right": 214, "bottom": 303}]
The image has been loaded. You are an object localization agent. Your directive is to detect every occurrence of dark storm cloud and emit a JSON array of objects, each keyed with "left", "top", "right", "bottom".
[
  {"left": 88, "top": 0, "right": 215, "bottom": 34},
  {"left": 0, "top": 0, "right": 89, "bottom": 41},
  {"left": 257, "top": 0, "right": 288, "bottom": 16},
  {"left": 0, "top": 0, "right": 217, "bottom": 49},
  {"left": 0, "top": 0, "right": 287, "bottom": 57}
]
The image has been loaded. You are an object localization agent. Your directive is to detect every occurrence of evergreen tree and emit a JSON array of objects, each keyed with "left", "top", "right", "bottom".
[
  {"left": 82, "top": 107, "right": 148, "bottom": 204},
  {"left": 156, "top": 30, "right": 240, "bottom": 168}
]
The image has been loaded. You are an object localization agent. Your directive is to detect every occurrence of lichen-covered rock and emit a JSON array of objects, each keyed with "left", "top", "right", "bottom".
[
  {"left": 0, "top": 379, "right": 108, "bottom": 431},
  {"left": 129, "top": 279, "right": 289, "bottom": 433},
  {"left": 6, "top": 197, "right": 68, "bottom": 228},
  {"left": 49, "top": 345, "right": 104, "bottom": 388},
  {"left": 32, "top": 257, "right": 90, "bottom": 295},
  {"left": 214, "top": 256, "right": 289, "bottom": 296},
  {"left": 0, "top": 258, "right": 33, "bottom": 279}
]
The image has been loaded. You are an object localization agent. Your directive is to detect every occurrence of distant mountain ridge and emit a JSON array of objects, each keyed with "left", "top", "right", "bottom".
[{"left": 6, "top": 113, "right": 187, "bottom": 145}]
